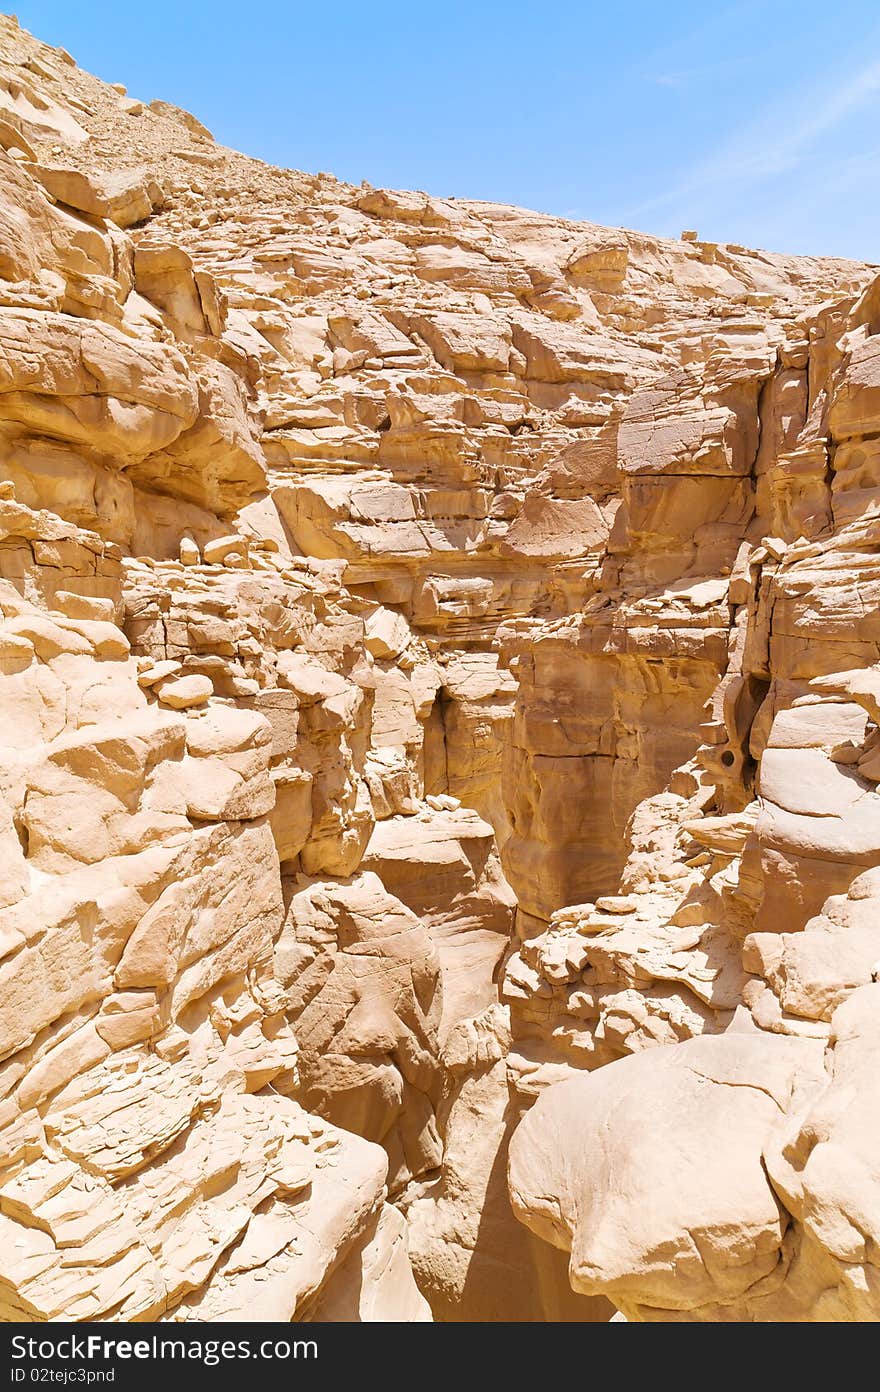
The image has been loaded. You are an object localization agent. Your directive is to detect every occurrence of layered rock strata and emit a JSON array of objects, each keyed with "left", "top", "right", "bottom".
[{"left": 1, "top": 13, "right": 879, "bottom": 1322}]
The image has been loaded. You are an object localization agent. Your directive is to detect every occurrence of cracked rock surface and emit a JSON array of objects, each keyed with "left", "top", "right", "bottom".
[{"left": 1, "top": 11, "right": 880, "bottom": 1322}]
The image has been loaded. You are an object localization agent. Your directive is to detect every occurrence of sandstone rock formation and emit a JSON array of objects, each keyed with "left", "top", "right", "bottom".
[{"left": 2, "top": 12, "right": 880, "bottom": 1322}]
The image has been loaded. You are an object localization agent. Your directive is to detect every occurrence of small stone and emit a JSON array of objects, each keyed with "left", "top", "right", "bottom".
[
  {"left": 138, "top": 660, "right": 182, "bottom": 689},
  {"left": 595, "top": 895, "right": 638, "bottom": 914},
  {"left": 203, "top": 535, "right": 247, "bottom": 565},
  {"left": 156, "top": 674, "right": 213, "bottom": 708}
]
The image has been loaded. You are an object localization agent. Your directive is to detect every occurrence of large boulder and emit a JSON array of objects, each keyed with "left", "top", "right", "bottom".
[{"left": 509, "top": 1032, "right": 826, "bottom": 1319}]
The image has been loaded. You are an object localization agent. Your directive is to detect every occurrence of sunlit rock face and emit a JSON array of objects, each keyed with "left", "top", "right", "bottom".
[{"left": 1, "top": 11, "right": 879, "bottom": 1323}]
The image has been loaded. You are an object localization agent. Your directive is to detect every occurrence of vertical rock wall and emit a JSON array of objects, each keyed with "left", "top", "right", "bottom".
[{"left": 0, "top": 13, "right": 878, "bottom": 1323}]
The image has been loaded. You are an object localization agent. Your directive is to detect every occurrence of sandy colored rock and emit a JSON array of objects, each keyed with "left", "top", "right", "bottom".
[
  {"left": 156, "top": 673, "right": 213, "bottom": 708},
  {"left": 2, "top": 8, "right": 880, "bottom": 1326},
  {"left": 32, "top": 163, "right": 162, "bottom": 227},
  {"left": 509, "top": 1033, "right": 826, "bottom": 1318},
  {"left": 274, "top": 870, "right": 443, "bottom": 1191},
  {"left": 363, "top": 809, "right": 516, "bottom": 1034}
]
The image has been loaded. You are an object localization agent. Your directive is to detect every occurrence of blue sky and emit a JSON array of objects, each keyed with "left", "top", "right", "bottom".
[{"left": 12, "top": 1, "right": 880, "bottom": 261}]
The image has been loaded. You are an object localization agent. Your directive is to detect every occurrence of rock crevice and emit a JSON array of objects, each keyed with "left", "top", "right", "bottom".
[{"left": 1, "top": 12, "right": 879, "bottom": 1322}]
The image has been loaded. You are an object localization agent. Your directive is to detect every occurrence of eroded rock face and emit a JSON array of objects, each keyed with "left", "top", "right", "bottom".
[
  {"left": 503, "top": 277, "right": 880, "bottom": 1319},
  {"left": 1, "top": 11, "right": 880, "bottom": 1324},
  {"left": 509, "top": 1033, "right": 826, "bottom": 1319}
]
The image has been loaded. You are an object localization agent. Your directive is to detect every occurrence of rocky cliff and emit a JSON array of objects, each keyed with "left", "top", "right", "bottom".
[{"left": 1, "top": 13, "right": 879, "bottom": 1322}]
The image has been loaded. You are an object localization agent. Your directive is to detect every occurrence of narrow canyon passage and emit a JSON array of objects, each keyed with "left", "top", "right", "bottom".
[{"left": 3, "top": 12, "right": 880, "bottom": 1323}]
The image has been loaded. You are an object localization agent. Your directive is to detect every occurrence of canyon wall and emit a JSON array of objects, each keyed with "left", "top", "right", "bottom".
[{"left": 1, "top": 14, "right": 879, "bottom": 1321}]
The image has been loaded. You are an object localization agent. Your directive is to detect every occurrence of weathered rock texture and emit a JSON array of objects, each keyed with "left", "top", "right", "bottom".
[{"left": 1, "top": 13, "right": 880, "bottom": 1323}]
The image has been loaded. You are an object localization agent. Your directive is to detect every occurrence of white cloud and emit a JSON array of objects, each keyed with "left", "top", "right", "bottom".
[{"left": 629, "top": 43, "right": 880, "bottom": 223}]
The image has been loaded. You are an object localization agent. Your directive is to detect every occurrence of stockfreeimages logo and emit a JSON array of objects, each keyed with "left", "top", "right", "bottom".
[{"left": 11, "top": 1335, "right": 317, "bottom": 1371}]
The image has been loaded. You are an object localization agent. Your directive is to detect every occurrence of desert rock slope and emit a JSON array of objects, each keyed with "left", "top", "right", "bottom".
[{"left": 1, "top": 12, "right": 879, "bottom": 1322}]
